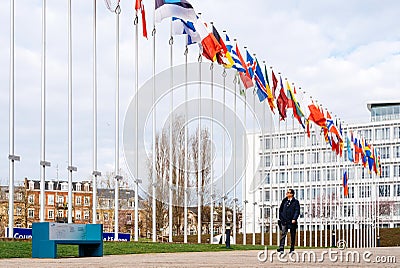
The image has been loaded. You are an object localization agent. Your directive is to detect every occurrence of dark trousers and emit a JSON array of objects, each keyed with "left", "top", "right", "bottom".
[{"left": 279, "top": 224, "right": 296, "bottom": 250}]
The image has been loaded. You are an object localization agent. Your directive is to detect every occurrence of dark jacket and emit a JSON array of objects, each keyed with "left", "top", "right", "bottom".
[{"left": 279, "top": 197, "right": 300, "bottom": 227}]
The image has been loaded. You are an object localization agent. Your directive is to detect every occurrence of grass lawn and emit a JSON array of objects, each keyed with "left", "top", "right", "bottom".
[{"left": 0, "top": 241, "right": 269, "bottom": 259}]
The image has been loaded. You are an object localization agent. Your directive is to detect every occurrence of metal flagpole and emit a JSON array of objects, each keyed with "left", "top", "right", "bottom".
[
  {"left": 210, "top": 61, "right": 214, "bottom": 244},
  {"left": 197, "top": 50, "right": 202, "bottom": 244},
  {"left": 260, "top": 62, "right": 265, "bottom": 246},
  {"left": 242, "top": 73, "right": 248, "bottom": 245},
  {"left": 152, "top": 7, "right": 157, "bottom": 243},
  {"left": 40, "top": 0, "right": 51, "bottom": 222},
  {"left": 183, "top": 39, "right": 188, "bottom": 244},
  {"left": 168, "top": 21, "right": 174, "bottom": 243},
  {"left": 67, "top": 0, "right": 77, "bottom": 224},
  {"left": 252, "top": 86, "right": 256, "bottom": 245},
  {"left": 8, "top": 0, "right": 20, "bottom": 238},
  {"left": 92, "top": 0, "right": 101, "bottom": 225},
  {"left": 114, "top": 3, "right": 122, "bottom": 241},
  {"left": 134, "top": 2, "right": 140, "bottom": 241},
  {"left": 222, "top": 67, "right": 227, "bottom": 245},
  {"left": 233, "top": 62, "right": 238, "bottom": 246}
]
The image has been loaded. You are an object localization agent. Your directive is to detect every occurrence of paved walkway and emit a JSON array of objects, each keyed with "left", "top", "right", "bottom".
[{"left": 1, "top": 247, "right": 399, "bottom": 267}]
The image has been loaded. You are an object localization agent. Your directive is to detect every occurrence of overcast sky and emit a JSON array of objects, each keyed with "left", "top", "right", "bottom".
[{"left": 0, "top": 0, "right": 399, "bottom": 186}]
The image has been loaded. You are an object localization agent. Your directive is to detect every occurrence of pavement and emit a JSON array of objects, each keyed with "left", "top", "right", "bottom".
[{"left": 1, "top": 247, "right": 399, "bottom": 267}]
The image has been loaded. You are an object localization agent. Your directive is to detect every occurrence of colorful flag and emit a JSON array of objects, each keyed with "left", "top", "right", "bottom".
[
  {"left": 276, "top": 76, "right": 288, "bottom": 121},
  {"left": 254, "top": 59, "right": 268, "bottom": 102},
  {"left": 307, "top": 102, "right": 326, "bottom": 128},
  {"left": 135, "top": 0, "right": 148, "bottom": 38},
  {"left": 343, "top": 170, "right": 348, "bottom": 197},
  {"left": 346, "top": 136, "right": 354, "bottom": 162},
  {"left": 246, "top": 50, "right": 256, "bottom": 79},
  {"left": 286, "top": 80, "right": 305, "bottom": 128},
  {"left": 211, "top": 26, "right": 234, "bottom": 68},
  {"left": 171, "top": 17, "right": 200, "bottom": 45},
  {"left": 235, "top": 44, "right": 253, "bottom": 89},
  {"left": 155, "top": 0, "right": 197, "bottom": 23},
  {"left": 226, "top": 35, "right": 245, "bottom": 73},
  {"left": 271, "top": 70, "right": 278, "bottom": 98},
  {"left": 264, "top": 65, "right": 275, "bottom": 113}
]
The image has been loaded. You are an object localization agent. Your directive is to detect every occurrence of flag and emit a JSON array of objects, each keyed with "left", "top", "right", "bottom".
[
  {"left": 308, "top": 102, "right": 326, "bottom": 128},
  {"left": 271, "top": 70, "right": 278, "bottom": 98},
  {"left": 286, "top": 80, "right": 305, "bottom": 128},
  {"left": 343, "top": 170, "right": 348, "bottom": 197},
  {"left": 276, "top": 76, "right": 288, "bottom": 120},
  {"left": 211, "top": 26, "right": 234, "bottom": 68},
  {"left": 226, "top": 35, "right": 245, "bottom": 73},
  {"left": 246, "top": 50, "right": 256, "bottom": 79},
  {"left": 346, "top": 136, "right": 354, "bottom": 162},
  {"left": 171, "top": 17, "right": 200, "bottom": 45},
  {"left": 326, "top": 111, "right": 342, "bottom": 141},
  {"left": 234, "top": 44, "right": 253, "bottom": 89},
  {"left": 264, "top": 65, "right": 275, "bottom": 113},
  {"left": 155, "top": 0, "right": 197, "bottom": 23},
  {"left": 254, "top": 59, "right": 268, "bottom": 102},
  {"left": 135, "top": 0, "right": 148, "bottom": 38}
]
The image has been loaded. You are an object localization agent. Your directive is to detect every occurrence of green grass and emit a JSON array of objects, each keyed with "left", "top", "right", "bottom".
[{"left": 0, "top": 241, "right": 269, "bottom": 259}]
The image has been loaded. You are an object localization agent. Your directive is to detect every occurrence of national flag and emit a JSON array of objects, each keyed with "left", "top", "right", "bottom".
[
  {"left": 286, "top": 80, "right": 305, "bottom": 128},
  {"left": 226, "top": 35, "right": 245, "bottom": 73},
  {"left": 367, "top": 144, "right": 375, "bottom": 173},
  {"left": 307, "top": 102, "right": 326, "bottom": 128},
  {"left": 246, "top": 50, "right": 256, "bottom": 79},
  {"left": 264, "top": 65, "right": 275, "bottom": 113},
  {"left": 171, "top": 17, "right": 200, "bottom": 45},
  {"left": 211, "top": 26, "right": 234, "bottom": 68},
  {"left": 346, "top": 136, "right": 354, "bottom": 162},
  {"left": 135, "top": 0, "right": 148, "bottom": 38},
  {"left": 343, "top": 170, "right": 348, "bottom": 197},
  {"left": 271, "top": 70, "right": 278, "bottom": 98},
  {"left": 254, "top": 59, "right": 268, "bottom": 102},
  {"left": 326, "top": 111, "right": 342, "bottom": 141},
  {"left": 234, "top": 44, "right": 253, "bottom": 89},
  {"left": 276, "top": 76, "right": 288, "bottom": 120},
  {"left": 155, "top": 0, "right": 197, "bottom": 23}
]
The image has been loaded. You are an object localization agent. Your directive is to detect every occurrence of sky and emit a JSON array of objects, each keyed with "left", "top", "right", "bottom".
[{"left": 0, "top": 0, "right": 399, "bottom": 188}]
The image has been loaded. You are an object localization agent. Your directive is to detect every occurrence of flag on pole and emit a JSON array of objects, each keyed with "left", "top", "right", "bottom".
[
  {"left": 226, "top": 35, "right": 245, "bottom": 72},
  {"left": 245, "top": 50, "right": 256, "bottom": 79},
  {"left": 264, "top": 65, "right": 275, "bottom": 113},
  {"left": 343, "top": 170, "right": 348, "bottom": 197},
  {"left": 286, "top": 80, "right": 305, "bottom": 128},
  {"left": 234, "top": 44, "right": 253, "bottom": 89},
  {"left": 171, "top": 17, "right": 200, "bottom": 45},
  {"left": 346, "top": 136, "right": 354, "bottom": 162},
  {"left": 254, "top": 59, "right": 268, "bottom": 102},
  {"left": 271, "top": 70, "right": 278, "bottom": 98},
  {"left": 211, "top": 26, "right": 234, "bottom": 68},
  {"left": 135, "top": 0, "right": 148, "bottom": 38},
  {"left": 276, "top": 76, "right": 288, "bottom": 120},
  {"left": 155, "top": 0, "right": 197, "bottom": 23}
]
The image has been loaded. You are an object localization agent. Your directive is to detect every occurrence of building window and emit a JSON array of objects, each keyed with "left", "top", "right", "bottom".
[
  {"left": 61, "top": 183, "right": 68, "bottom": 191},
  {"left": 28, "top": 209, "right": 34, "bottom": 218},
  {"left": 15, "top": 192, "right": 23, "bottom": 201},
  {"left": 375, "top": 127, "right": 390, "bottom": 140},
  {"left": 279, "top": 155, "right": 287, "bottom": 166},
  {"left": 277, "top": 172, "right": 287, "bottom": 184},
  {"left": 264, "top": 173, "right": 270, "bottom": 184},
  {"left": 84, "top": 197, "right": 90, "bottom": 206},
  {"left": 395, "top": 146, "right": 400, "bottom": 158},
  {"left": 264, "top": 190, "right": 270, "bottom": 201},
  {"left": 394, "top": 127, "right": 400, "bottom": 139},
  {"left": 377, "top": 146, "right": 390, "bottom": 159},
  {"left": 293, "top": 153, "right": 304, "bottom": 165},
  {"left": 76, "top": 210, "right": 81, "bottom": 220},
  {"left": 279, "top": 137, "right": 287, "bottom": 148},
  {"left": 29, "top": 181, "right": 34, "bottom": 190},
  {"left": 84, "top": 184, "right": 90, "bottom": 192},
  {"left": 104, "top": 213, "right": 109, "bottom": 221},
  {"left": 394, "top": 165, "right": 400, "bottom": 178},
  {"left": 48, "top": 210, "right": 54, "bottom": 219},
  {"left": 379, "top": 185, "right": 390, "bottom": 197},
  {"left": 265, "top": 155, "right": 271, "bottom": 167},
  {"left": 76, "top": 196, "right": 82, "bottom": 205},
  {"left": 48, "top": 195, "right": 54, "bottom": 206},
  {"left": 293, "top": 170, "right": 304, "bottom": 183},
  {"left": 126, "top": 213, "right": 132, "bottom": 222},
  {"left": 264, "top": 138, "right": 272, "bottom": 149},
  {"left": 129, "top": 200, "right": 135, "bottom": 208},
  {"left": 326, "top": 169, "right": 336, "bottom": 181},
  {"left": 76, "top": 184, "right": 81, "bottom": 192},
  {"left": 293, "top": 135, "right": 304, "bottom": 147},
  {"left": 359, "top": 186, "right": 371, "bottom": 198},
  {"left": 310, "top": 152, "right": 319, "bottom": 164},
  {"left": 28, "top": 195, "right": 34, "bottom": 204},
  {"left": 381, "top": 165, "right": 390, "bottom": 178},
  {"left": 58, "top": 210, "right": 63, "bottom": 218},
  {"left": 48, "top": 182, "right": 54, "bottom": 190},
  {"left": 84, "top": 211, "right": 90, "bottom": 220},
  {"left": 16, "top": 207, "right": 22, "bottom": 216},
  {"left": 96, "top": 212, "right": 100, "bottom": 221},
  {"left": 57, "top": 195, "right": 64, "bottom": 205}
]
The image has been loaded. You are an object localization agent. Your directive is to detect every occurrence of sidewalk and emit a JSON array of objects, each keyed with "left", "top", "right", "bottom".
[{"left": 1, "top": 247, "right": 399, "bottom": 267}]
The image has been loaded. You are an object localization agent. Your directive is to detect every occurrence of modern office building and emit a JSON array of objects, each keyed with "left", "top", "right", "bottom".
[{"left": 244, "top": 101, "right": 400, "bottom": 247}]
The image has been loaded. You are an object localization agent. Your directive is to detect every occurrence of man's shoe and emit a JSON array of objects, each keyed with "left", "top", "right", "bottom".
[
  {"left": 289, "top": 249, "right": 295, "bottom": 254},
  {"left": 277, "top": 248, "right": 284, "bottom": 253}
]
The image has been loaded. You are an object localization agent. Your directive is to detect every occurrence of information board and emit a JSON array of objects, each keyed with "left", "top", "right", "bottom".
[{"left": 48, "top": 223, "right": 87, "bottom": 240}]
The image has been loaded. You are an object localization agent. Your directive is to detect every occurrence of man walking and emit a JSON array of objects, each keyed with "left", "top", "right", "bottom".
[{"left": 277, "top": 188, "right": 300, "bottom": 254}]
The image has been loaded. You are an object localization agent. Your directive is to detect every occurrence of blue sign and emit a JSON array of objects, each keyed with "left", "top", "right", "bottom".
[
  {"left": 103, "top": 232, "right": 131, "bottom": 241},
  {"left": 5, "top": 227, "right": 32, "bottom": 239},
  {"left": 6, "top": 227, "right": 131, "bottom": 241}
]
